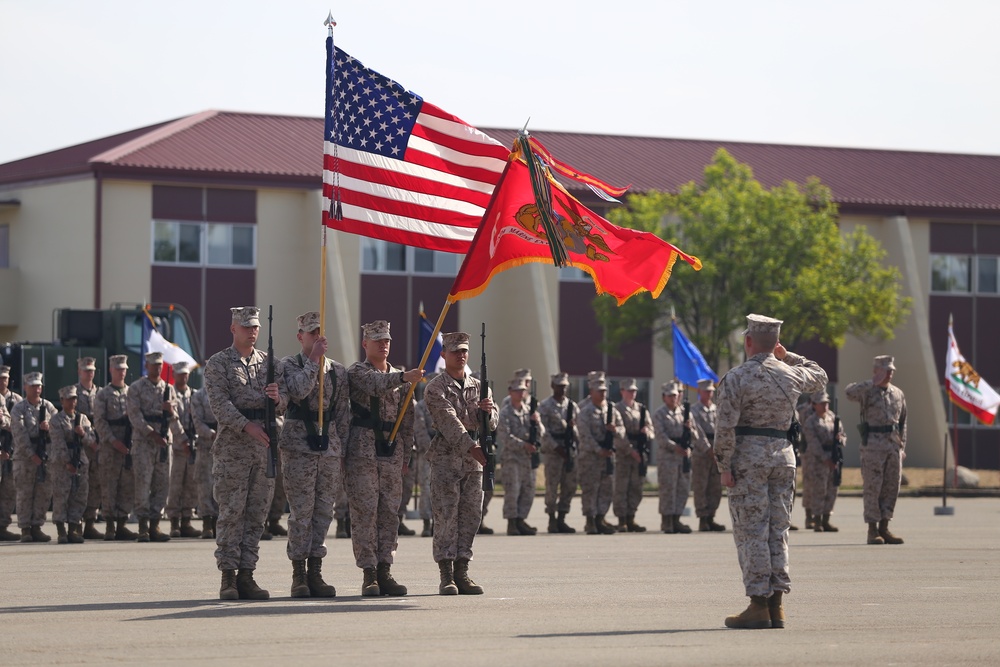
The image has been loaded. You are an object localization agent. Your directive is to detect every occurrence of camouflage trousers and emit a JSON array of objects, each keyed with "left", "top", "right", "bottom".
[
  {"left": 212, "top": 441, "right": 274, "bottom": 571},
  {"left": 268, "top": 449, "right": 287, "bottom": 523},
  {"left": 100, "top": 444, "right": 134, "bottom": 520},
  {"left": 132, "top": 439, "right": 169, "bottom": 520},
  {"left": 84, "top": 449, "right": 102, "bottom": 521},
  {"left": 13, "top": 460, "right": 51, "bottom": 527},
  {"left": 612, "top": 454, "right": 643, "bottom": 518},
  {"left": 802, "top": 450, "right": 838, "bottom": 515},
  {"left": 51, "top": 460, "right": 89, "bottom": 523},
  {"left": 0, "top": 467, "right": 15, "bottom": 529},
  {"left": 860, "top": 447, "right": 901, "bottom": 523},
  {"left": 417, "top": 454, "right": 432, "bottom": 521},
  {"left": 577, "top": 452, "right": 613, "bottom": 518},
  {"left": 399, "top": 452, "right": 417, "bottom": 518},
  {"left": 166, "top": 448, "right": 198, "bottom": 520},
  {"left": 430, "top": 461, "right": 483, "bottom": 562},
  {"left": 196, "top": 445, "right": 218, "bottom": 518},
  {"left": 691, "top": 452, "right": 722, "bottom": 518},
  {"left": 727, "top": 462, "right": 794, "bottom": 597},
  {"left": 344, "top": 455, "right": 403, "bottom": 568},
  {"left": 283, "top": 450, "right": 340, "bottom": 561},
  {"left": 542, "top": 452, "right": 576, "bottom": 515},
  {"left": 482, "top": 472, "right": 495, "bottom": 519},
  {"left": 657, "top": 452, "right": 691, "bottom": 515},
  {"left": 501, "top": 456, "right": 536, "bottom": 520}
]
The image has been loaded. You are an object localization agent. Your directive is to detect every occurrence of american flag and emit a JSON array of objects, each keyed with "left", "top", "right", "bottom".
[{"left": 322, "top": 40, "right": 510, "bottom": 253}]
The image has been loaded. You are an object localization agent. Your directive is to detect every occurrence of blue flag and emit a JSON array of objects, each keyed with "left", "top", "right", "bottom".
[
  {"left": 672, "top": 321, "right": 718, "bottom": 387},
  {"left": 418, "top": 309, "right": 445, "bottom": 374}
]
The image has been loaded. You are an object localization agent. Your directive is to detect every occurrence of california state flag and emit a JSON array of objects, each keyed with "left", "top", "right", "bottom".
[{"left": 945, "top": 316, "right": 1000, "bottom": 425}]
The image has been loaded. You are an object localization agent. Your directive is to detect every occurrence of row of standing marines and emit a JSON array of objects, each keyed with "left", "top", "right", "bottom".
[{"left": 0, "top": 309, "right": 907, "bottom": 626}]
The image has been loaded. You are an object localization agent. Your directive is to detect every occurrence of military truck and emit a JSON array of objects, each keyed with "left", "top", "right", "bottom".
[{"left": 1, "top": 303, "right": 203, "bottom": 402}]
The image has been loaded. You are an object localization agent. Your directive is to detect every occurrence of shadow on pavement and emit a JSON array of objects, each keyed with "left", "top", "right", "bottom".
[{"left": 518, "top": 628, "right": 728, "bottom": 639}]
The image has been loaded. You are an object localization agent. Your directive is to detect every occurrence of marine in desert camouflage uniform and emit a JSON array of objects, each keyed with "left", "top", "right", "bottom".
[
  {"left": 690, "top": 379, "right": 726, "bottom": 532},
  {"left": 93, "top": 355, "right": 136, "bottom": 541},
  {"left": 413, "top": 394, "right": 435, "bottom": 537},
  {"left": 190, "top": 383, "right": 218, "bottom": 538},
  {"left": 166, "top": 362, "right": 202, "bottom": 538},
  {"left": 801, "top": 391, "right": 844, "bottom": 533},
  {"left": 345, "top": 320, "right": 423, "bottom": 597},
  {"left": 10, "top": 372, "right": 56, "bottom": 542},
  {"left": 576, "top": 374, "right": 623, "bottom": 536},
  {"left": 538, "top": 372, "right": 579, "bottom": 534},
  {"left": 846, "top": 354, "right": 906, "bottom": 546},
  {"left": 127, "top": 351, "right": 174, "bottom": 543},
  {"left": 74, "top": 357, "right": 104, "bottom": 540},
  {"left": 716, "top": 314, "right": 827, "bottom": 630},
  {"left": 204, "top": 306, "right": 282, "bottom": 601},
  {"left": 498, "top": 377, "right": 544, "bottom": 536},
  {"left": 48, "top": 385, "right": 96, "bottom": 543},
  {"left": 278, "top": 311, "right": 351, "bottom": 599},
  {"left": 0, "top": 365, "right": 22, "bottom": 541},
  {"left": 613, "top": 378, "right": 653, "bottom": 533},
  {"left": 653, "top": 381, "right": 704, "bottom": 534},
  {"left": 424, "top": 332, "right": 498, "bottom": 595}
]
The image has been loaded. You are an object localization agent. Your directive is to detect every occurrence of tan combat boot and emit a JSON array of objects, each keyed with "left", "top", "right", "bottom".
[
  {"left": 438, "top": 560, "right": 458, "bottom": 595},
  {"left": 616, "top": 516, "right": 629, "bottom": 532},
  {"left": 267, "top": 517, "right": 287, "bottom": 536},
  {"left": 56, "top": 522, "right": 68, "bottom": 544},
  {"left": 517, "top": 518, "right": 537, "bottom": 535},
  {"left": 83, "top": 518, "right": 103, "bottom": 540},
  {"left": 584, "top": 516, "right": 598, "bottom": 535},
  {"left": 104, "top": 519, "right": 116, "bottom": 541},
  {"left": 556, "top": 513, "right": 576, "bottom": 534},
  {"left": 149, "top": 519, "right": 171, "bottom": 542},
  {"left": 169, "top": 517, "right": 181, "bottom": 538},
  {"left": 397, "top": 518, "right": 415, "bottom": 536},
  {"left": 115, "top": 518, "right": 137, "bottom": 541},
  {"left": 627, "top": 516, "right": 646, "bottom": 532},
  {"left": 867, "top": 522, "right": 885, "bottom": 544},
  {"left": 662, "top": 515, "right": 675, "bottom": 534},
  {"left": 220, "top": 569, "right": 238, "bottom": 600},
  {"left": 672, "top": 515, "right": 692, "bottom": 534},
  {"left": 547, "top": 513, "right": 559, "bottom": 534},
  {"left": 804, "top": 511, "right": 815, "bottom": 530},
  {"left": 236, "top": 569, "right": 269, "bottom": 600},
  {"left": 421, "top": 519, "right": 433, "bottom": 537},
  {"left": 137, "top": 518, "right": 150, "bottom": 543},
  {"left": 724, "top": 596, "right": 772, "bottom": 629},
  {"left": 68, "top": 522, "right": 84, "bottom": 544},
  {"left": 335, "top": 518, "right": 348, "bottom": 539},
  {"left": 376, "top": 562, "right": 408, "bottom": 596},
  {"left": 202, "top": 517, "right": 215, "bottom": 539},
  {"left": 454, "top": 558, "right": 484, "bottom": 595},
  {"left": 180, "top": 517, "right": 202, "bottom": 538},
  {"left": 878, "top": 519, "right": 903, "bottom": 544},
  {"left": 596, "top": 514, "right": 616, "bottom": 535},
  {"left": 769, "top": 592, "right": 785, "bottom": 629},
  {"left": 0, "top": 526, "right": 21, "bottom": 541},
  {"left": 31, "top": 525, "right": 51, "bottom": 542},
  {"left": 19, "top": 527, "right": 32, "bottom": 543},
  {"left": 290, "top": 560, "right": 310, "bottom": 598},
  {"left": 477, "top": 521, "right": 493, "bottom": 535},
  {"left": 699, "top": 517, "right": 710, "bottom": 532},
  {"left": 706, "top": 514, "right": 726, "bottom": 532},
  {"left": 507, "top": 518, "right": 521, "bottom": 536},
  {"left": 821, "top": 514, "right": 839, "bottom": 533},
  {"left": 361, "top": 567, "right": 380, "bottom": 597},
  {"left": 307, "top": 557, "right": 336, "bottom": 598}
]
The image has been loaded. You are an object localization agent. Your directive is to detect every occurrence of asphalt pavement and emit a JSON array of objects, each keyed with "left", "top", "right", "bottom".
[{"left": 2, "top": 495, "right": 998, "bottom": 666}]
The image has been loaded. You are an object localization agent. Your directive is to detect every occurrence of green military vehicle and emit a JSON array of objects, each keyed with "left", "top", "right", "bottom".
[{"left": 1, "top": 303, "right": 203, "bottom": 402}]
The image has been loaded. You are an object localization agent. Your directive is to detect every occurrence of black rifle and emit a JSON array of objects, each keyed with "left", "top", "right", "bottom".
[
  {"left": 480, "top": 323, "right": 496, "bottom": 492},
  {"left": 831, "top": 396, "right": 843, "bottom": 487},
  {"left": 0, "top": 396, "right": 12, "bottom": 478},
  {"left": 601, "top": 401, "right": 615, "bottom": 476},
  {"left": 36, "top": 402, "right": 50, "bottom": 483},
  {"left": 184, "top": 405, "right": 197, "bottom": 465},
  {"left": 528, "top": 382, "right": 540, "bottom": 469},
  {"left": 264, "top": 305, "right": 278, "bottom": 479},
  {"left": 158, "top": 384, "right": 171, "bottom": 463},
  {"left": 123, "top": 420, "right": 133, "bottom": 471},
  {"left": 679, "top": 399, "right": 692, "bottom": 474},
  {"left": 632, "top": 405, "right": 650, "bottom": 477},
  {"left": 562, "top": 400, "right": 577, "bottom": 473},
  {"left": 70, "top": 411, "right": 83, "bottom": 493},
  {"left": 789, "top": 416, "right": 802, "bottom": 467}
]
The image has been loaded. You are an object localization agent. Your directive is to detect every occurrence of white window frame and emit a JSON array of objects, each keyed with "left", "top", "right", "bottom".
[
  {"left": 360, "top": 238, "right": 458, "bottom": 276},
  {"left": 930, "top": 254, "right": 971, "bottom": 294},
  {"left": 151, "top": 220, "right": 257, "bottom": 269}
]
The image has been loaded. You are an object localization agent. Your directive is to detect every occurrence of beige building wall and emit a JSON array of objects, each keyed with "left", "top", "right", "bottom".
[
  {"left": 100, "top": 180, "right": 151, "bottom": 309},
  {"left": 0, "top": 177, "right": 96, "bottom": 340},
  {"left": 458, "top": 262, "right": 560, "bottom": 390}
]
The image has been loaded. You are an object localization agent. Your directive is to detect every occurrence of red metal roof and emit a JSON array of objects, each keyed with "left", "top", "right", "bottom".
[{"left": 1, "top": 110, "right": 999, "bottom": 216}]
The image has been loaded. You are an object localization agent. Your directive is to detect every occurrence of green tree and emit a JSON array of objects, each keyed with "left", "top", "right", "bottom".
[{"left": 594, "top": 149, "right": 911, "bottom": 371}]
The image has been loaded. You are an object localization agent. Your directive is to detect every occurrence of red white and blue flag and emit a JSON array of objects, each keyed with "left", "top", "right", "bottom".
[
  {"left": 945, "top": 316, "right": 1000, "bottom": 425},
  {"left": 322, "top": 39, "right": 509, "bottom": 253}
]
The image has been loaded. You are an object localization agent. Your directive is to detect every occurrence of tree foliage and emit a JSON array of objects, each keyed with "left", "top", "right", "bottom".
[{"left": 594, "top": 149, "right": 912, "bottom": 370}]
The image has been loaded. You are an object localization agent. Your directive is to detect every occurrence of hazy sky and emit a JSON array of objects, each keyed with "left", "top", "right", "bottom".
[{"left": 2, "top": 0, "right": 998, "bottom": 165}]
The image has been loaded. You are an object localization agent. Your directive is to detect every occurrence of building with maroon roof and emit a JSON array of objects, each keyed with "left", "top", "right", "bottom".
[{"left": 1, "top": 110, "right": 998, "bottom": 468}]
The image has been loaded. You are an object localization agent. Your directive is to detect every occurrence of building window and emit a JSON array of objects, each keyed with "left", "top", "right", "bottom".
[
  {"left": 930, "top": 255, "right": 971, "bottom": 293},
  {"left": 0, "top": 224, "right": 8, "bottom": 268},
  {"left": 977, "top": 257, "right": 999, "bottom": 294},
  {"left": 360, "top": 238, "right": 458, "bottom": 276},
  {"left": 152, "top": 220, "right": 256, "bottom": 268},
  {"left": 559, "top": 266, "right": 591, "bottom": 282}
]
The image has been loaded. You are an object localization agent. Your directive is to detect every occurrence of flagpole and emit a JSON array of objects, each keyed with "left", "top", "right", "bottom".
[
  {"left": 386, "top": 300, "right": 452, "bottom": 443},
  {"left": 317, "top": 12, "right": 338, "bottom": 437}
]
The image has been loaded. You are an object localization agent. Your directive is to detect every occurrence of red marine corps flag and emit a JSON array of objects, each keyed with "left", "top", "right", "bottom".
[{"left": 447, "top": 134, "right": 702, "bottom": 305}]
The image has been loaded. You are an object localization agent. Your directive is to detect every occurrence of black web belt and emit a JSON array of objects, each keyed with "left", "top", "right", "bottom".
[
  {"left": 734, "top": 427, "right": 788, "bottom": 439},
  {"left": 238, "top": 408, "right": 267, "bottom": 421},
  {"left": 866, "top": 424, "right": 898, "bottom": 434}
]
